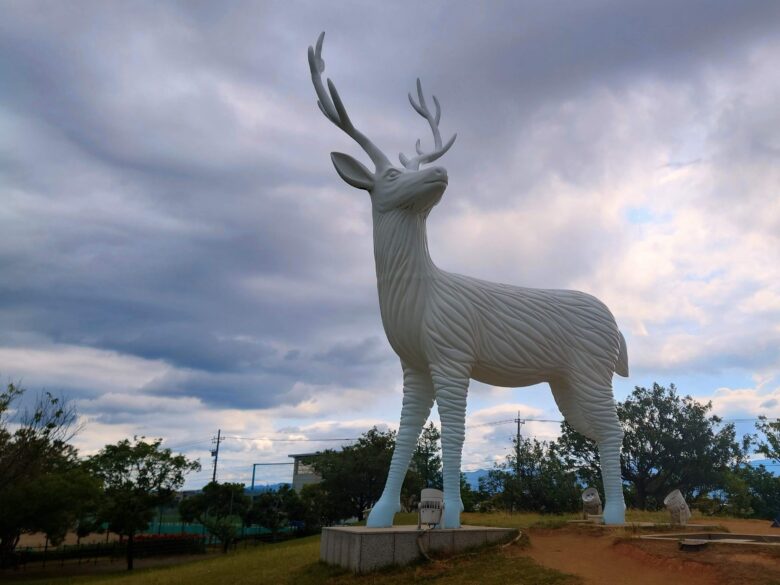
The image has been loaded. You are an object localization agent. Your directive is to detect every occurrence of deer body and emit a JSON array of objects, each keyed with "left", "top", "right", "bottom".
[
  {"left": 309, "top": 33, "right": 628, "bottom": 527},
  {"left": 375, "top": 209, "right": 627, "bottom": 388}
]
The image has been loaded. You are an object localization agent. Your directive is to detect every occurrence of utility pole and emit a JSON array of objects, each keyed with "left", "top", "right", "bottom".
[
  {"left": 513, "top": 412, "right": 524, "bottom": 514},
  {"left": 515, "top": 411, "right": 524, "bottom": 478},
  {"left": 211, "top": 429, "right": 222, "bottom": 483}
]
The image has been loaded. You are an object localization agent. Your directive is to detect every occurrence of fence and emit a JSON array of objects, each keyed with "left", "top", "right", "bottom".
[
  {"left": 4, "top": 525, "right": 305, "bottom": 572},
  {"left": 145, "top": 521, "right": 276, "bottom": 538},
  {"left": 5, "top": 535, "right": 207, "bottom": 571},
  {"left": 2, "top": 516, "right": 307, "bottom": 573}
]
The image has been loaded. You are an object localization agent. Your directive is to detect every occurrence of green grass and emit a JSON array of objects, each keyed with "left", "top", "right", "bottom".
[
  {"left": 382, "top": 511, "right": 583, "bottom": 531},
  {"left": 4, "top": 509, "right": 740, "bottom": 585},
  {"left": 10, "top": 534, "right": 579, "bottom": 585},
  {"left": 462, "top": 511, "right": 580, "bottom": 529},
  {"left": 9, "top": 517, "right": 579, "bottom": 585}
]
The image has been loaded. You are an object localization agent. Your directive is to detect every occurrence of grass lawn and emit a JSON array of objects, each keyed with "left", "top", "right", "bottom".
[
  {"left": 11, "top": 533, "right": 577, "bottom": 585},
  {"left": 2, "top": 510, "right": 716, "bottom": 585}
]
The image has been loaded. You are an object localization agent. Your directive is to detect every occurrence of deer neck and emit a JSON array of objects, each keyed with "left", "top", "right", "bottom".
[
  {"left": 372, "top": 208, "right": 436, "bottom": 363},
  {"left": 372, "top": 209, "right": 437, "bottom": 284}
]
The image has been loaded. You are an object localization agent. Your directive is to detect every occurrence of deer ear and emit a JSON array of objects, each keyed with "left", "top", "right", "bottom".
[{"left": 331, "top": 152, "right": 374, "bottom": 191}]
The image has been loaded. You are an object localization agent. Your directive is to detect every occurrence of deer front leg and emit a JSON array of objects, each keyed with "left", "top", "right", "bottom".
[
  {"left": 432, "top": 368, "right": 469, "bottom": 529},
  {"left": 367, "top": 364, "right": 434, "bottom": 528}
]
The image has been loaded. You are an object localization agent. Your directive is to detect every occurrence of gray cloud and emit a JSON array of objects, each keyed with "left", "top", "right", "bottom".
[{"left": 1, "top": 0, "right": 779, "bottom": 424}]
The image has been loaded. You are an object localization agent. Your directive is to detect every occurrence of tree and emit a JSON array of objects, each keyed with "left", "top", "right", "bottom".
[
  {"left": 402, "top": 422, "right": 443, "bottom": 510},
  {"left": 459, "top": 473, "right": 483, "bottom": 513},
  {"left": 275, "top": 484, "right": 310, "bottom": 531},
  {"left": 89, "top": 437, "right": 200, "bottom": 570},
  {"left": 557, "top": 383, "right": 746, "bottom": 509},
  {"left": 247, "top": 489, "right": 287, "bottom": 540},
  {"left": 298, "top": 483, "right": 337, "bottom": 530},
  {"left": 717, "top": 468, "right": 755, "bottom": 517},
  {"left": 245, "top": 485, "right": 309, "bottom": 539},
  {"left": 412, "top": 422, "right": 443, "bottom": 489},
  {"left": 735, "top": 464, "right": 780, "bottom": 519},
  {"left": 179, "top": 482, "right": 250, "bottom": 552},
  {"left": 308, "top": 427, "right": 395, "bottom": 521},
  {"left": 402, "top": 423, "right": 479, "bottom": 513},
  {"left": 0, "top": 383, "right": 79, "bottom": 492},
  {"left": 0, "top": 384, "right": 100, "bottom": 567},
  {"left": 741, "top": 417, "right": 780, "bottom": 519},
  {"left": 756, "top": 416, "right": 780, "bottom": 463},
  {"left": 479, "top": 435, "right": 580, "bottom": 514}
]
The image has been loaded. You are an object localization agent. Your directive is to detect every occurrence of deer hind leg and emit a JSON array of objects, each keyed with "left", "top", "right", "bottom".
[
  {"left": 551, "top": 377, "right": 626, "bottom": 525},
  {"left": 367, "top": 363, "right": 435, "bottom": 528},
  {"left": 431, "top": 366, "right": 469, "bottom": 528}
]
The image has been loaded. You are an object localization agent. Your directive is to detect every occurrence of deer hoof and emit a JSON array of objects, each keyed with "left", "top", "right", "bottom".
[
  {"left": 442, "top": 502, "right": 461, "bottom": 528},
  {"left": 366, "top": 499, "right": 400, "bottom": 528},
  {"left": 603, "top": 502, "right": 625, "bottom": 525}
]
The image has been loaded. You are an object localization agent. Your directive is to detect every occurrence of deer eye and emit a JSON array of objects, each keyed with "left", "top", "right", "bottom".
[{"left": 385, "top": 169, "right": 401, "bottom": 180}]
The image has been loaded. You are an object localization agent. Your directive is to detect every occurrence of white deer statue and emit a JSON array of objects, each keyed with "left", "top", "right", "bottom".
[{"left": 308, "top": 32, "right": 628, "bottom": 527}]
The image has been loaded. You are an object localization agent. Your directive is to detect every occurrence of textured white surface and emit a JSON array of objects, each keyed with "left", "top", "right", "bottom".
[{"left": 309, "top": 32, "right": 628, "bottom": 527}]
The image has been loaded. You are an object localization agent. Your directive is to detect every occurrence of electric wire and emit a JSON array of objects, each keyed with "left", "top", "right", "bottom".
[{"left": 166, "top": 415, "right": 778, "bottom": 453}]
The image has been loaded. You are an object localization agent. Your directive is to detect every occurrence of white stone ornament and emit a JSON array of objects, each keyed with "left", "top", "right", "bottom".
[{"left": 309, "top": 32, "right": 629, "bottom": 527}]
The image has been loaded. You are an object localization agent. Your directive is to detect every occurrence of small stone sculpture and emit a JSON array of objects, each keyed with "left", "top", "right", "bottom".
[
  {"left": 308, "top": 32, "right": 628, "bottom": 527},
  {"left": 582, "top": 487, "right": 603, "bottom": 518},
  {"left": 664, "top": 489, "right": 691, "bottom": 526}
]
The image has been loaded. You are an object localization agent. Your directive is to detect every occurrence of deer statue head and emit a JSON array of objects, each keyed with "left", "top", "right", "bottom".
[{"left": 308, "top": 32, "right": 457, "bottom": 215}]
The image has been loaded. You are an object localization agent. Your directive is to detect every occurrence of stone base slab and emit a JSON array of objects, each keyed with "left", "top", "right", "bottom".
[{"left": 320, "top": 525, "right": 518, "bottom": 573}]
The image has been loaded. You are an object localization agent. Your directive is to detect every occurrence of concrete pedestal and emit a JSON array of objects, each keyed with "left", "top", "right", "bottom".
[{"left": 320, "top": 525, "right": 518, "bottom": 573}]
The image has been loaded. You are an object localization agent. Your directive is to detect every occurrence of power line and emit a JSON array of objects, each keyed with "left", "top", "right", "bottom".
[
  {"left": 160, "top": 415, "right": 779, "bottom": 462},
  {"left": 223, "top": 418, "right": 564, "bottom": 444},
  {"left": 466, "top": 419, "right": 516, "bottom": 428},
  {"left": 165, "top": 439, "right": 212, "bottom": 451},
  {"left": 467, "top": 418, "right": 563, "bottom": 429},
  {"left": 223, "top": 435, "right": 359, "bottom": 442},
  {"left": 467, "top": 416, "right": 777, "bottom": 429}
]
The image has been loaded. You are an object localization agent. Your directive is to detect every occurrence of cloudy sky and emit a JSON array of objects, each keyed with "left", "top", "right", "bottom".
[{"left": 1, "top": 1, "right": 779, "bottom": 488}]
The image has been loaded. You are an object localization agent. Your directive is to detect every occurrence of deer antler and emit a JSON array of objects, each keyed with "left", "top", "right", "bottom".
[
  {"left": 308, "top": 32, "right": 391, "bottom": 170},
  {"left": 399, "top": 78, "right": 457, "bottom": 170}
]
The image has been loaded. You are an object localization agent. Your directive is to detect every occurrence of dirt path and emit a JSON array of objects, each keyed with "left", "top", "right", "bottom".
[
  {"left": 521, "top": 520, "right": 780, "bottom": 585},
  {"left": 714, "top": 518, "right": 778, "bottom": 535},
  {"left": 524, "top": 528, "right": 721, "bottom": 585}
]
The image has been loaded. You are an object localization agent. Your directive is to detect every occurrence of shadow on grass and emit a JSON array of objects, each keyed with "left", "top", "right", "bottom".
[
  {"left": 286, "top": 544, "right": 580, "bottom": 585},
  {"left": 287, "top": 561, "right": 350, "bottom": 584}
]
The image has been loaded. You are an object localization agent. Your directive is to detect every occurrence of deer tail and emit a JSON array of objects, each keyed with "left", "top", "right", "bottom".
[{"left": 615, "top": 331, "right": 629, "bottom": 377}]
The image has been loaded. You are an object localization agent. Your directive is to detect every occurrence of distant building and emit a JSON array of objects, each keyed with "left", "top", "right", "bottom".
[{"left": 288, "top": 452, "right": 323, "bottom": 492}]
